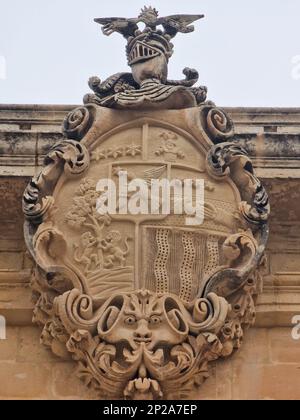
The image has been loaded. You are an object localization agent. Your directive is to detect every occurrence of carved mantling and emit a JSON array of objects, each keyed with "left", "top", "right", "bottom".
[{"left": 23, "top": 8, "right": 270, "bottom": 400}]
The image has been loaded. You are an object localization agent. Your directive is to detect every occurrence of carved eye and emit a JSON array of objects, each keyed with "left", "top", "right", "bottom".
[
  {"left": 124, "top": 316, "right": 137, "bottom": 325},
  {"left": 149, "top": 315, "right": 161, "bottom": 325}
]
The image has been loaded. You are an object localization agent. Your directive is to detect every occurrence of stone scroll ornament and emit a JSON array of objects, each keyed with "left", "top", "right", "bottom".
[{"left": 23, "top": 7, "right": 270, "bottom": 400}]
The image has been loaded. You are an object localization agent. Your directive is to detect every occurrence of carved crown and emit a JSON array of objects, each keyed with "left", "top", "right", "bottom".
[{"left": 139, "top": 6, "right": 159, "bottom": 20}]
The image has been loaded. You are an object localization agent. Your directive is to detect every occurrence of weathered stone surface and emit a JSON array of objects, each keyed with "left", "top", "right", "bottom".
[
  {"left": 0, "top": 362, "right": 51, "bottom": 399},
  {"left": 189, "top": 327, "right": 300, "bottom": 400},
  {"left": 51, "top": 363, "right": 98, "bottom": 400},
  {"left": 0, "top": 286, "right": 33, "bottom": 325},
  {"left": 269, "top": 328, "right": 300, "bottom": 364},
  {"left": 0, "top": 327, "right": 19, "bottom": 361},
  {"left": 234, "top": 328, "right": 271, "bottom": 365},
  {"left": 232, "top": 363, "right": 300, "bottom": 400},
  {"left": 17, "top": 326, "right": 61, "bottom": 363}
]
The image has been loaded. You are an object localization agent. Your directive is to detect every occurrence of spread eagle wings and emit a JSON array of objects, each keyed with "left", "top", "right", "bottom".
[
  {"left": 94, "top": 17, "right": 139, "bottom": 38},
  {"left": 95, "top": 13, "right": 204, "bottom": 39},
  {"left": 143, "top": 166, "right": 167, "bottom": 186},
  {"left": 156, "top": 14, "right": 204, "bottom": 37}
]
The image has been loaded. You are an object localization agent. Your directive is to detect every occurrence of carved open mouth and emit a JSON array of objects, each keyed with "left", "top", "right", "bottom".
[
  {"left": 133, "top": 337, "right": 152, "bottom": 344},
  {"left": 128, "top": 41, "right": 161, "bottom": 65}
]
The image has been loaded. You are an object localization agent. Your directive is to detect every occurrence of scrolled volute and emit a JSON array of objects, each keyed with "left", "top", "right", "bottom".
[
  {"left": 189, "top": 293, "right": 230, "bottom": 334},
  {"left": 23, "top": 140, "right": 90, "bottom": 226},
  {"left": 207, "top": 142, "right": 270, "bottom": 225},
  {"left": 204, "top": 229, "right": 260, "bottom": 298},
  {"left": 200, "top": 104, "right": 235, "bottom": 142},
  {"left": 63, "top": 106, "right": 94, "bottom": 140},
  {"left": 55, "top": 289, "right": 105, "bottom": 335},
  {"left": 45, "top": 140, "right": 90, "bottom": 178}
]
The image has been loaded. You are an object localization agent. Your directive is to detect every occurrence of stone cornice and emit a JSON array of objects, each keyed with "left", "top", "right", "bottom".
[
  {"left": 1, "top": 105, "right": 300, "bottom": 177},
  {"left": 0, "top": 104, "right": 75, "bottom": 128},
  {"left": 1, "top": 105, "right": 300, "bottom": 130}
]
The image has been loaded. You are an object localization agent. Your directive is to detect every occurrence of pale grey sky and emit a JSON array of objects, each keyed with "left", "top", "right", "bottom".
[{"left": 0, "top": 0, "right": 299, "bottom": 106}]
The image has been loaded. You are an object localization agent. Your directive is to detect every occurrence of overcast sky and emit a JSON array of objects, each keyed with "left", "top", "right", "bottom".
[{"left": 0, "top": 0, "right": 299, "bottom": 107}]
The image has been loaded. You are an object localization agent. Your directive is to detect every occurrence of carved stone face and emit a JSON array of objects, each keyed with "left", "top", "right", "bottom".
[{"left": 97, "top": 291, "right": 189, "bottom": 350}]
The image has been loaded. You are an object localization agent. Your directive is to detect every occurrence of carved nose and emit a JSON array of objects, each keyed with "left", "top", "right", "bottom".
[
  {"left": 134, "top": 331, "right": 152, "bottom": 340},
  {"left": 134, "top": 323, "right": 152, "bottom": 342}
]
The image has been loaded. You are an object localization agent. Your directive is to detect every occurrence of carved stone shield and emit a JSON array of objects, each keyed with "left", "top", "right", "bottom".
[
  {"left": 23, "top": 104, "right": 269, "bottom": 399},
  {"left": 52, "top": 109, "right": 244, "bottom": 303},
  {"left": 23, "top": 8, "right": 269, "bottom": 400}
]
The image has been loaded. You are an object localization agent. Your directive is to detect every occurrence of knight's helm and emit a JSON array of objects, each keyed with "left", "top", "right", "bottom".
[
  {"left": 127, "top": 31, "right": 174, "bottom": 66},
  {"left": 127, "top": 32, "right": 173, "bottom": 85}
]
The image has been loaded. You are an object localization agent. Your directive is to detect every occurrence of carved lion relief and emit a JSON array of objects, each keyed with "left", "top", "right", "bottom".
[{"left": 23, "top": 8, "right": 269, "bottom": 400}]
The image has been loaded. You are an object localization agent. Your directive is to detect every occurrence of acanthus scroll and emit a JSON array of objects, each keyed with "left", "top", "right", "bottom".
[
  {"left": 200, "top": 104, "right": 235, "bottom": 142},
  {"left": 207, "top": 142, "right": 270, "bottom": 225},
  {"left": 63, "top": 106, "right": 94, "bottom": 140}
]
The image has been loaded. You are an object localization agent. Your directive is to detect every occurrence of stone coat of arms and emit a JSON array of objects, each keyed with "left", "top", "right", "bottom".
[{"left": 23, "top": 7, "right": 269, "bottom": 400}]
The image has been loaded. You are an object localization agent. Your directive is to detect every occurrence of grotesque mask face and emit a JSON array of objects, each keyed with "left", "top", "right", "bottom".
[{"left": 97, "top": 290, "right": 189, "bottom": 350}]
